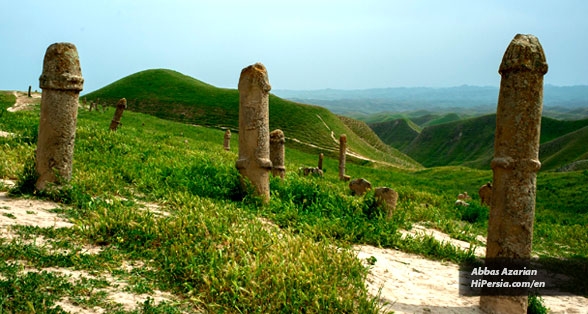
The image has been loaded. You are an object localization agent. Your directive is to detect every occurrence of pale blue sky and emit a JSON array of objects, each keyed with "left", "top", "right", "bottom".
[{"left": 2, "top": 0, "right": 587, "bottom": 93}]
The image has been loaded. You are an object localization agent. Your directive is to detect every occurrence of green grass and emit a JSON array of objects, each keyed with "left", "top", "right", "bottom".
[
  {"left": 368, "top": 118, "right": 421, "bottom": 151},
  {"left": 83, "top": 69, "right": 421, "bottom": 170},
  {"left": 337, "top": 115, "right": 420, "bottom": 168},
  {"left": 420, "top": 113, "right": 463, "bottom": 127},
  {"left": 402, "top": 114, "right": 496, "bottom": 168},
  {"left": 540, "top": 125, "right": 588, "bottom": 171},
  {"left": 395, "top": 113, "right": 588, "bottom": 171},
  {"left": 0, "top": 90, "right": 586, "bottom": 312}
]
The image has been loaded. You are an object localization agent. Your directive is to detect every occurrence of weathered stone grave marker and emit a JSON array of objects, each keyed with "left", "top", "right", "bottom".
[
  {"left": 224, "top": 129, "right": 231, "bottom": 151},
  {"left": 270, "top": 129, "right": 286, "bottom": 179},
  {"left": 109, "top": 98, "right": 127, "bottom": 131},
  {"left": 35, "top": 42, "right": 84, "bottom": 190},
  {"left": 374, "top": 187, "right": 398, "bottom": 220},
  {"left": 349, "top": 178, "right": 371, "bottom": 196},
  {"left": 235, "top": 63, "right": 272, "bottom": 203},
  {"left": 339, "top": 134, "right": 350, "bottom": 181},
  {"left": 480, "top": 34, "right": 548, "bottom": 314}
]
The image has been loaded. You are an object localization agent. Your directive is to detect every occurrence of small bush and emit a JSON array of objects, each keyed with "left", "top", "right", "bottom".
[
  {"left": 10, "top": 154, "right": 38, "bottom": 196},
  {"left": 527, "top": 292, "right": 549, "bottom": 314},
  {"left": 458, "top": 203, "right": 488, "bottom": 224}
]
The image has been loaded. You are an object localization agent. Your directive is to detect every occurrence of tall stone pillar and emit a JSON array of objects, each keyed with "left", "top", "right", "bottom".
[
  {"left": 318, "top": 153, "right": 324, "bottom": 170},
  {"left": 235, "top": 63, "right": 272, "bottom": 203},
  {"left": 480, "top": 34, "right": 548, "bottom": 314},
  {"left": 223, "top": 129, "right": 231, "bottom": 151},
  {"left": 109, "top": 98, "right": 127, "bottom": 131},
  {"left": 270, "top": 129, "right": 286, "bottom": 179},
  {"left": 35, "top": 43, "right": 84, "bottom": 191},
  {"left": 338, "top": 134, "right": 350, "bottom": 181}
]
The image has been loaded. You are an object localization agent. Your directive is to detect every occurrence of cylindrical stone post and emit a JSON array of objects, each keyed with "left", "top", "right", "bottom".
[
  {"left": 235, "top": 63, "right": 272, "bottom": 203},
  {"left": 35, "top": 43, "right": 84, "bottom": 191},
  {"left": 28, "top": 85, "right": 32, "bottom": 97},
  {"left": 480, "top": 34, "right": 548, "bottom": 314},
  {"left": 338, "top": 134, "right": 350, "bottom": 181},
  {"left": 270, "top": 129, "right": 286, "bottom": 179},
  {"left": 109, "top": 98, "right": 127, "bottom": 131},
  {"left": 223, "top": 129, "right": 231, "bottom": 151},
  {"left": 318, "top": 153, "right": 324, "bottom": 170}
]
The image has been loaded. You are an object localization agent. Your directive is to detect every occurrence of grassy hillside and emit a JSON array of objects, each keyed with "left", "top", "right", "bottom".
[
  {"left": 403, "top": 114, "right": 496, "bottom": 168},
  {"left": 337, "top": 115, "right": 417, "bottom": 167},
  {"left": 1, "top": 91, "right": 587, "bottom": 311},
  {"left": 540, "top": 116, "right": 588, "bottom": 143},
  {"left": 368, "top": 118, "right": 421, "bottom": 151},
  {"left": 83, "top": 69, "right": 421, "bottom": 170},
  {"left": 540, "top": 125, "right": 588, "bottom": 171},
  {"left": 421, "top": 113, "right": 463, "bottom": 127},
  {"left": 398, "top": 114, "right": 588, "bottom": 170}
]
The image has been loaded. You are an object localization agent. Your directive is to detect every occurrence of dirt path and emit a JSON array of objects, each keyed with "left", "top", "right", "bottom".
[
  {"left": 8, "top": 90, "right": 41, "bottom": 112},
  {"left": 0, "top": 180, "right": 184, "bottom": 313},
  {"left": 0, "top": 179, "right": 586, "bottom": 313},
  {"left": 356, "top": 224, "right": 588, "bottom": 314}
]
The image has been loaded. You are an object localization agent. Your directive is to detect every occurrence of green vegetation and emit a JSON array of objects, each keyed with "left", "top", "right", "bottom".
[
  {"left": 1, "top": 79, "right": 587, "bottom": 313},
  {"left": 540, "top": 125, "right": 588, "bottom": 171},
  {"left": 402, "top": 114, "right": 496, "bottom": 168},
  {"left": 337, "top": 115, "right": 416, "bottom": 167},
  {"left": 83, "top": 69, "right": 421, "bottom": 170},
  {"left": 420, "top": 113, "right": 462, "bottom": 127},
  {"left": 369, "top": 113, "right": 588, "bottom": 171},
  {"left": 368, "top": 118, "right": 421, "bottom": 151},
  {"left": 528, "top": 293, "right": 550, "bottom": 314}
]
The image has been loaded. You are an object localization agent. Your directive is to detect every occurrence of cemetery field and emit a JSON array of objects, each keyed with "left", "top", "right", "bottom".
[{"left": 0, "top": 91, "right": 586, "bottom": 312}]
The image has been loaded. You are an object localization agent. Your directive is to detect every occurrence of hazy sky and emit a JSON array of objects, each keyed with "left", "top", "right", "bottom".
[{"left": 2, "top": 0, "right": 588, "bottom": 93}]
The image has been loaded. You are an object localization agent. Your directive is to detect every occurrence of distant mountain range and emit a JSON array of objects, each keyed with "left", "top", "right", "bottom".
[{"left": 273, "top": 85, "right": 588, "bottom": 119}]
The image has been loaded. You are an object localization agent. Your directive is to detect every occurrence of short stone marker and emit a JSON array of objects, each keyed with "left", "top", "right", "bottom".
[
  {"left": 35, "top": 43, "right": 84, "bottom": 191},
  {"left": 235, "top": 63, "right": 272, "bottom": 203},
  {"left": 374, "top": 187, "right": 398, "bottom": 220},
  {"left": 223, "top": 129, "right": 231, "bottom": 151},
  {"left": 109, "top": 98, "right": 127, "bottom": 131},
  {"left": 338, "top": 134, "right": 350, "bottom": 181},
  {"left": 480, "top": 34, "right": 548, "bottom": 314},
  {"left": 318, "top": 153, "right": 324, "bottom": 170},
  {"left": 299, "top": 167, "right": 323, "bottom": 177},
  {"left": 349, "top": 178, "right": 372, "bottom": 196},
  {"left": 478, "top": 182, "right": 492, "bottom": 207},
  {"left": 270, "top": 129, "right": 286, "bottom": 179}
]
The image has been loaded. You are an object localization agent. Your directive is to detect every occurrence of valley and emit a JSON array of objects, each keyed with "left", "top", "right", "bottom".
[{"left": 0, "top": 70, "right": 586, "bottom": 313}]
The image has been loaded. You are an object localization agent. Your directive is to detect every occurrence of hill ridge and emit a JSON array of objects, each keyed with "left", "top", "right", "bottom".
[
  {"left": 371, "top": 113, "right": 588, "bottom": 170},
  {"left": 83, "top": 68, "right": 422, "bottom": 170}
]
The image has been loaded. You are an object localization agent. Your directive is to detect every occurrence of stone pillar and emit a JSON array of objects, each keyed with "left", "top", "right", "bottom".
[
  {"left": 270, "top": 129, "right": 286, "bottom": 179},
  {"left": 480, "top": 34, "right": 548, "bottom": 314},
  {"left": 478, "top": 182, "right": 492, "bottom": 207},
  {"left": 109, "top": 98, "right": 127, "bottom": 131},
  {"left": 235, "top": 63, "right": 272, "bottom": 203},
  {"left": 28, "top": 85, "right": 32, "bottom": 97},
  {"left": 349, "top": 178, "right": 371, "bottom": 196},
  {"left": 223, "top": 129, "right": 231, "bottom": 151},
  {"left": 374, "top": 187, "right": 398, "bottom": 220},
  {"left": 338, "top": 134, "right": 350, "bottom": 181},
  {"left": 35, "top": 43, "right": 84, "bottom": 190},
  {"left": 318, "top": 153, "right": 324, "bottom": 170}
]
